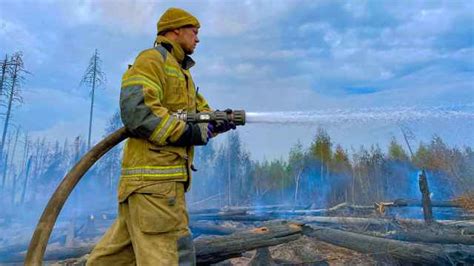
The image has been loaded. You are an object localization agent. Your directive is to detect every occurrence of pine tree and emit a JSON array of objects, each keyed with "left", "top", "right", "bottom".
[
  {"left": 80, "top": 49, "right": 106, "bottom": 150},
  {"left": 309, "top": 128, "right": 332, "bottom": 182},
  {"left": 388, "top": 137, "right": 409, "bottom": 162}
]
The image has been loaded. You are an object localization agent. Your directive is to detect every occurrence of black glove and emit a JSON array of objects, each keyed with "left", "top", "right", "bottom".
[
  {"left": 172, "top": 123, "right": 212, "bottom": 146},
  {"left": 211, "top": 109, "right": 236, "bottom": 134}
]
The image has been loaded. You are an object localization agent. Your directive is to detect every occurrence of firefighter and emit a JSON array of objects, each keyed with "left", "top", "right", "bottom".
[{"left": 87, "top": 7, "right": 234, "bottom": 265}]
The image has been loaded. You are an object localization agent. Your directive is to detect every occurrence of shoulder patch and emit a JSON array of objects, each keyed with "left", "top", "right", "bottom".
[{"left": 154, "top": 45, "right": 168, "bottom": 61}]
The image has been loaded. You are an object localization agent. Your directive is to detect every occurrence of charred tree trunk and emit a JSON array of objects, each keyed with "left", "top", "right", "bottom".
[
  {"left": 0, "top": 54, "right": 8, "bottom": 95},
  {"left": 0, "top": 58, "right": 18, "bottom": 167},
  {"left": 20, "top": 156, "right": 32, "bottom": 204},
  {"left": 87, "top": 52, "right": 97, "bottom": 150},
  {"left": 195, "top": 222, "right": 302, "bottom": 264},
  {"left": 419, "top": 170, "right": 434, "bottom": 224},
  {"left": 390, "top": 230, "right": 474, "bottom": 245},
  {"left": 391, "top": 198, "right": 462, "bottom": 208},
  {"left": 303, "top": 225, "right": 474, "bottom": 264}
]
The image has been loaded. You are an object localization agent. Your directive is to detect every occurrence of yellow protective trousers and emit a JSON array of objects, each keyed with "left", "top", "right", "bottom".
[{"left": 87, "top": 182, "right": 194, "bottom": 265}]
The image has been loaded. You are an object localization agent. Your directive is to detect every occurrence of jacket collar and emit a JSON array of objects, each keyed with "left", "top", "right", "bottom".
[{"left": 155, "top": 36, "right": 195, "bottom": 70}]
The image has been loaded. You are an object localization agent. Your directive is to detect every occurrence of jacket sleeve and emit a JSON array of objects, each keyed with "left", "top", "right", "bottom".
[
  {"left": 120, "top": 49, "right": 186, "bottom": 146},
  {"left": 196, "top": 92, "right": 212, "bottom": 113}
]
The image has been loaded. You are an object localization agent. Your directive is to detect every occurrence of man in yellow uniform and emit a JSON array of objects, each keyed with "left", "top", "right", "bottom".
[{"left": 87, "top": 7, "right": 234, "bottom": 265}]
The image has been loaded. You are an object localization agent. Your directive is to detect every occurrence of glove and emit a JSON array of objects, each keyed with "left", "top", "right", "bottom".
[
  {"left": 211, "top": 109, "right": 236, "bottom": 134},
  {"left": 172, "top": 123, "right": 212, "bottom": 146}
]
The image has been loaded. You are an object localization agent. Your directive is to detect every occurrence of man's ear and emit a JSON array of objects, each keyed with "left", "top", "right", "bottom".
[{"left": 172, "top": 28, "right": 181, "bottom": 36}]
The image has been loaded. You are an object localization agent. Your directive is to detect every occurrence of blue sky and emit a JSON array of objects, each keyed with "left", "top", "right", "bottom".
[{"left": 0, "top": 0, "right": 473, "bottom": 160}]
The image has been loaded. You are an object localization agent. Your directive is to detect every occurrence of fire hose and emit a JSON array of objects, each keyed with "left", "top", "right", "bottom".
[{"left": 25, "top": 110, "right": 245, "bottom": 265}]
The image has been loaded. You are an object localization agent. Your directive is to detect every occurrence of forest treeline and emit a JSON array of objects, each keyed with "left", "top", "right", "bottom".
[{"left": 191, "top": 128, "right": 474, "bottom": 208}]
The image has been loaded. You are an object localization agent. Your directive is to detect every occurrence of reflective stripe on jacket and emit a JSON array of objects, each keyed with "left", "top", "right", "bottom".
[{"left": 118, "top": 36, "right": 211, "bottom": 201}]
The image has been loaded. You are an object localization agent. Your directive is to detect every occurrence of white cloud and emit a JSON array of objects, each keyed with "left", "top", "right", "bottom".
[
  {"left": 57, "top": 0, "right": 159, "bottom": 35},
  {"left": 268, "top": 49, "right": 308, "bottom": 59},
  {"left": 17, "top": 86, "right": 112, "bottom": 145},
  {"left": 28, "top": 117, "right": 107, "bottom": 146},
  {"left": 343, "top": 0, "right": 368, "bottom": 19},
  {"left": 199, "top": 1, "right": 299, "bottom": 37},
  {"left": 0, "top": 18, "right": 46, "bottom": 65},
  {"left": 54, "top": 0, "right": 298, "bottom": 37}
]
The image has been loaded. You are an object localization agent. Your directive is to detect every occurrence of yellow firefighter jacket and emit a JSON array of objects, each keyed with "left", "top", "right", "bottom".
[{"left": 118, "top": 36, "right": 211, "bottom": 202}]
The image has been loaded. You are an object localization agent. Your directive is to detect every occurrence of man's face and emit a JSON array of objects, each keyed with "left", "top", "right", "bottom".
[{"left": 176, "top": 26, "right": 199, "bottom": 55}]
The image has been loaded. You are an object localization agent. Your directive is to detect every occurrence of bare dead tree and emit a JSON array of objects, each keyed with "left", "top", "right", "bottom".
[
  {"left": 19, "top": 131, "right": 31, "bottom": 205},
  {"left": 400, "top": 126, "right": 434, "bottom": 223},
  {"left": 20, "top": 155, "right": 32, "bottom": 204},
  {"left": 1, "top": 132, "right": 12, "bottom": 189},
  {"left": 80, "top": 49, "right": 106, "bottom": 150},
  {"left": 0, "top": 52, "right": 28, "bottom": 166},
  {"left": 0, "top": 54, "right": 11, "bottom": 97},
  {"left": 8, "top": 126, "right": 20, "bottom": 174},
  {"left": 400, "top": 125, "right": 415, "bottom": 158},
  {"left": 8, "top": 126, "right": 20, "bottom": 202},
  {"left": 21, "top": 131, "right": 29, "bottom": 175}
]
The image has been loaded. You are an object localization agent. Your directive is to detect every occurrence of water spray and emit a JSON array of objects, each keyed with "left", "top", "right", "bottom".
[{"left": 246, "top": 105, "right": 474, "bottom": 125}]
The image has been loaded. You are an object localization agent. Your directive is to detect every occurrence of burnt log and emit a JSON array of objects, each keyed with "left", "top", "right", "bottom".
[
  {"left": 222, "top": 204, "right": 312, "bottom": 212},
  {"left": 188, "top": 208, "right": 222, "bottom": 215},
  {"left": 303, "top": 225, "right": 474, "bottom": 264},
  {"left": 391, "top": 199, "right": 462, "bottom": 208},
  {"left": 263, "top": 204, "right": 373, "bottom": 218},
  {"left": 389, "top": 230, "right": 474, "bottom": 245},
  {"left": 195, "top": 222, "right": 302, "bottom": 264},
  {"left": 296, "top": 216, "right": 474, "bottom": 232},
  {"left": 189, "top": 205, "right": 303, "bottom": 216},
  {"left": 190, "top": 203, "right": 375, "bottom": 221},
  {"left": 295, "top": 216, "right": 393, "bottom": 226},
  {"left": 297, "top": 216, "right": 474, "bottom": 245}
]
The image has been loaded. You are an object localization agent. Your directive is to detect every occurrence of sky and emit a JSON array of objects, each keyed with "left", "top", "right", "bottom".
[{"left": 0, "top": 0, "right": 473, "bottom": 161}]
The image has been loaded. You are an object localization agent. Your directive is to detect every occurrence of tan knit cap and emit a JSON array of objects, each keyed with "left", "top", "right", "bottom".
[{"left": 157, "top": 7, "right": 200, "bottom": 35}]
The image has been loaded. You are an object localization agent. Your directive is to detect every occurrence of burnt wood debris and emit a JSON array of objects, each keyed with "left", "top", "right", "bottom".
[{"left": 1, "top": 201, "right": 473, "bottom": 265}]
